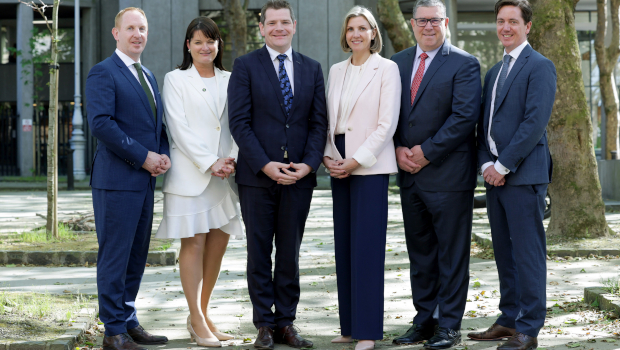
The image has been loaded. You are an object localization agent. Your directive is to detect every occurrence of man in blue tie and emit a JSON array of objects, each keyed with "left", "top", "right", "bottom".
[
  {"left": 227, "top": 1, "right": 327, "bottom": 349},
  {"left": 468, "top": 1, "right": 556, "bottom": 349},
  {"left": 86, "top": 7, "right": 170, "bottom": 350}
]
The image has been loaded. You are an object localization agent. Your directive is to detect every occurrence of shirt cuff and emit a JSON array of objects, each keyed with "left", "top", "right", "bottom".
[
  {"left": 352, "top": 146, "right": 377, "bottom": 169},
  {"left": 494, "top": 160, "right": 510, "bottom": 175},
  {"left": 481, "top": 162, "right": 494, "bottom": 175}
]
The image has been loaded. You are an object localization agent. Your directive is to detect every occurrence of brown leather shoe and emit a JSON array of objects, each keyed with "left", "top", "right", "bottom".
[
  {"left": 102, "top": 333, "right": 147, "bottom": 350},
  {"left": 254, "top": 326, "right": 275, "bottom": 350},
  {"left": 497, "top": 332, "right": 538, "bottom": 350},
  {"left": 127, "top": 325, "right": 168, "bottom": 345},
  {"left": 275, "top": 324, "right": 313, "bottom": 348},
  {"left": 467, "top": 323, "right": 516, "bottom": 341}
]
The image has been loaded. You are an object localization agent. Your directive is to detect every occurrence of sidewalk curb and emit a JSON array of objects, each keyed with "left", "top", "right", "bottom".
[
  {"left": 471, "top": 232, "right": 620, "bottom": 257},
  {"left": 584, "top": 287, "right": 620, "bottom": 315},
  {"left": 0, "top": 242, "right": 179, "bottom": 266},
  {"left": 0, "top": 307, "right": 96, "bottom": 350}
]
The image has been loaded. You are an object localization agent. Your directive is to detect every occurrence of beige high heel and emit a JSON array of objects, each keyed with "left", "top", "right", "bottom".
[
  {"left": 355, "top": 340, "right": 375, "bottom": 350},
  {"left": 187, "top": 315, "right": 222, "bottom": 348},
  {"left": 212, "top": 331, "right": 234, "bottom": 341},
  {"left": 331, "top": 335, "right": 353, "bottom": 343}
]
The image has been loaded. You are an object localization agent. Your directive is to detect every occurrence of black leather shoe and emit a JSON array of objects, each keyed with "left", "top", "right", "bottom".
[
  {"left": 127, "top": 325, "right": 168, "bottom": 345},
  {"left": 102, "top": 333, "right": 147, "bottom": 350},
  {"left": 424, "top": 327, "right": 461, "bottom": 349},
  {"left": 393, "top": 324, "right": 436, "bottom": 345},
  {"left": 275, "top": 324, "right": 313, "bottom": 348},
  {"left": 254, "top": 326, "right": 275, "bottom": 350}
]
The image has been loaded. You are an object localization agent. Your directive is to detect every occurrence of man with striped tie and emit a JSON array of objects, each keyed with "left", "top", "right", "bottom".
[{"left": 390, "top": 0, "right": 481, "bottom": 348}]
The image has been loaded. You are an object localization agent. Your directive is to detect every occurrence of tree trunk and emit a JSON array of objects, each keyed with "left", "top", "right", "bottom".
[
  {"left": 377, "top": 0, "right": 415, "bottom": 53},
  {"left": 46, "top": 0, "right": 60, "bottom": 239},
  {"left": 595, "top": 0, "right": 620, "bottom": 159},
  {"left": 218, "top": 0, "right": 248, "bottom": 60},
  {"left": 529, "top": 0, "right": 610, "bottom": 238}
]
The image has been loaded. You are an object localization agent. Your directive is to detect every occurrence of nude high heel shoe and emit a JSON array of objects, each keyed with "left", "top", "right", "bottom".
[
  {"left": 212, "top": 331, "right": 234, "bottom": 341},
  {"left": 331, "top": 335, "right": 353, "bottom": 343},
  {"left": 355, "top": 340, "right": 375, "bottom": 350},
  {"left": 187, "top": 315, "right": 222, "bottom": 348}
]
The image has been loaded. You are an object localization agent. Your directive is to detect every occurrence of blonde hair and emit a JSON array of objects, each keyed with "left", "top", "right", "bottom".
[
  {"left": 114, "top": 7, "right": 148, "bottom": 29},
  {"left": 340, "top": 6, "right": 383, "bottom": 53}
]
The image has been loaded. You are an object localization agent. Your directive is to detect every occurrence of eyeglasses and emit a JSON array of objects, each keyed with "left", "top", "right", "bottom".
[{"left": 413, "top": 18, "right": 445, "bottom": 27}]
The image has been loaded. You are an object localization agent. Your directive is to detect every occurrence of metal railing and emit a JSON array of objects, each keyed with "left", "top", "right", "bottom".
[{"left": 0, "top": 108, "right": 19, "bottom": 176}]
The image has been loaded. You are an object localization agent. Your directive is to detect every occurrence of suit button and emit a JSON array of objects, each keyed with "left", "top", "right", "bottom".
[
  {"left": 286, "top": 124, "right": 289, "bottom": 128},
  {"left": 348, "top": 127, "right": 352, "bottom": 131},
  {"left": 216, "top": 126, "right": 221, "bottom": 131},
  {"left": 281, "top": 146, "right": 285, "bottom": 150},
  {"left": 409, "top": 122, "right": 413, "bottom": 128}
]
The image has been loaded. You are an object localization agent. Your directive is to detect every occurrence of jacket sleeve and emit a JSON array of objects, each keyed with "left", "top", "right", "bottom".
[
  {"left": 352, "top": 62, "right": 401, "bottom": 168},
  {"left": 323, "top": 72, "right": 336, "bottom": 159},
  {"left": 420, "top": 56, "right": 481, "bottom": 165},
  {"left": 301, "top": 63, "right": 328, "bottom": 171},
  {"left": 86, "top": 64, "right": 148, "bottom": 170},
  {"left": 477, "top": 69, "right": 494, "bottom": 169},
  {"left": 228, "top": 58, "right": 272, "bottom": 174},
  {"left": 497, "top": 59, "right": 556, "bottom": 173}
]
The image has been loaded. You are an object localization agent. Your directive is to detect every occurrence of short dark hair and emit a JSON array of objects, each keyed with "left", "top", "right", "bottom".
[
  {"left": 494, "top": 0, "right": 532, "bottom": 24},
  {"left": 260, "top": 0, "right": 296, "bottom": 24},
  {"left": 178, "top": 17, "right": 225, "bottom": 71}
]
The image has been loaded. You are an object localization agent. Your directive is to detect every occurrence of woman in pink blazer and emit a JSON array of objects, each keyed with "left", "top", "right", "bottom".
[{"left": 323, "top": 6, "right": 401, "bottom": 350}]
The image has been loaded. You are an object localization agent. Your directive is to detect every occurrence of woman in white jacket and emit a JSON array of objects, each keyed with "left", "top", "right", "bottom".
[{"left": 156, "top": 17, "right": 242, "bottom": 348}]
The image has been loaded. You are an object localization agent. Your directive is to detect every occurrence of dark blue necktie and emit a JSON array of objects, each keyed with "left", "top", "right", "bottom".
[
  {"left": 277, "top": 54, "right": 293, "bottom": 115},
  {"left": 493, "top": 55, "right": 512, "bottom": 110}
]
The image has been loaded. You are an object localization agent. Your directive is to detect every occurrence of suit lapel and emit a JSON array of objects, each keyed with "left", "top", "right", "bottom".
[
  {"left": 346, "top": 53, "right": 379, "bottom": 119},
  {"left": 288, "top": 50, "right": 303, "bottom": 119},
  {"left": 215, "top": 68, "right": 228, "bottom": 119},
  {"left": 185, "top": 65, "right": 218, "bottom": 117},
  {"left": 410, "top": 42, "right": 449, "bottom": 113},
  {"left": 258, "top": 46, "right": 288, "bottom": 118},
  {"left": 402, "top": 47, "right": 415, "bottom": 108},
  {"left": 330, "top": 60, "right": 347, "bottom": 133},
  {"left": 493, "top": 45, "right": 531, "bottom": 114},
  {"left": 112, "top": 53, "right": 155, "bottom": 127},
  {"left": 143, "top": 67, "right": 160, "bottom": 134},
  {"left": 485, "top": 64, "right": 501, "bottom": 132}
]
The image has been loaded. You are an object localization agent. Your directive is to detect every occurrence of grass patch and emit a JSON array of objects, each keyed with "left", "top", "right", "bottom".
[
  {"left": 0, "top": 291, "right": 97, "bottom": 342},
  {"left": 20, "top": 223, "right": 76, "bottom": 243},
  {"left": 602, "top": 277, "right": 620, "bottom": 295}
]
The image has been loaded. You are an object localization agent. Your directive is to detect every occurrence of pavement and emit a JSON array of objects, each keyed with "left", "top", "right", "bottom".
[{"left": 1, "top": 187, "right": 620, "bottom": 349}]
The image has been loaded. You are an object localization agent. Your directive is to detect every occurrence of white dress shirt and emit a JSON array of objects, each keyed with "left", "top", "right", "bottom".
[
  {"left": 115, "top": 48, "right": 156, "bottom": 106},
  {"left": 481, "top": 40, "right": 530, "bottom": 176},
  {"left": 265, "top": 45, "right": 295, "bottom": 95},
  {"left": 336, "top": 58, "right": 369, "bottom": 134},
  {"left": 410, "top": 44, "right": 442, "bottom": 85}
]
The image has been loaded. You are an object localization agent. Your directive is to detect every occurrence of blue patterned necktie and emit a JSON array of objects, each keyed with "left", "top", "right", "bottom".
[
  {"left": 493, "top": 55, "right": 512, "bottom": 109},
  {"left": 277, "top": 54, "right": 293, "bottom": 115}
]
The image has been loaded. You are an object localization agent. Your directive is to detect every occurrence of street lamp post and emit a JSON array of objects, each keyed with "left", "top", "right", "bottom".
[{"left": 70, "top": 0, "right": 86, "bottom": 180}]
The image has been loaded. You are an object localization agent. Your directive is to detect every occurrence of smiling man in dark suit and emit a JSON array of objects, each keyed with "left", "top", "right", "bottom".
[
  {"left": 86, "top": 7, "right": 170, "bottom": 350},
  {"left": 390, "top": 0, "right": 481, "bottom": 348},
  {"left": 468, "top": 1, "right": 556, "bottom": 349},
  {"left": 227, "top": 1, "right": 327, "bottom": 349}
]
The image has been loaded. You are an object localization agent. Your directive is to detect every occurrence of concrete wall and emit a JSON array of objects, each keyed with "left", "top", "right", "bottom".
[{"left": 597, "top": 160, "right": 620, "bottom": 200}]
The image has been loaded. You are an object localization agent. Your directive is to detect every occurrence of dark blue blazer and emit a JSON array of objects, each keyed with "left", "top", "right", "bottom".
[
  {"left": 228, "top": 46, "right": 327, "bottom": 188},
  {"left": 391, "top": 42, "right": 481, "bottom": 191},
  {"left": 476, "top": 44, "right": 556, "bottom": 186},
  {"left": 86, "top": 52, "right": 169, "bottom": 191}
]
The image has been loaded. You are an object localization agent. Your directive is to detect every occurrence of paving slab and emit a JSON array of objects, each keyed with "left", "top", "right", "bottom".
[{"left": 0, "top": 190, "right": 619, "bottom": 349}]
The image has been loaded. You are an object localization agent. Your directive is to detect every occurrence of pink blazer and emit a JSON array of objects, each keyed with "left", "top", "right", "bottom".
[{"left": 324, "top": 53, "right": 401, "bottom": 175}]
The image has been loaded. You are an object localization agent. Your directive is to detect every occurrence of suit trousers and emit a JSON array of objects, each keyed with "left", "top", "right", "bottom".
[
  {"left": 238, "top": 182, "right": 313, "bottom": 329},
  {"left": 331, "top": 134, "right": 388, "bottom": 340},
  {"left": 486, "top": 183, "right": 548, "bottom": 338},
  {"left": 92, "top": 186, "right": 154, "bottom": 336},
  {"left": 400, "top": 182, "right": 473, "bottom": 330}
]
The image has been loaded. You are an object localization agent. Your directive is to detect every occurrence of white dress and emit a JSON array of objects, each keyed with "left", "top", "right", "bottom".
[{"left": 156, "top": 76, "right": 244, "bottom": 239}]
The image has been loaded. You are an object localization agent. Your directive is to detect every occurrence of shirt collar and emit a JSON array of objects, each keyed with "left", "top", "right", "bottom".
[
  {"left": 503, "top": 40, "right": 529, "bottom": 61},
  {"left": 266, "top": 45, "right": 293, "bottom": 63},
  {"left": 115, "top": 48, "right": 141, "bottom": 67},
  {"left": 415, "top": 43, "right": 442, "bottom": 61}
]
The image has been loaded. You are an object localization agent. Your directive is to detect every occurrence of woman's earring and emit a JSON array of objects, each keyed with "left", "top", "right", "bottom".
[{"left": 188, "top": 49, "right": 190, "bottom": 53}]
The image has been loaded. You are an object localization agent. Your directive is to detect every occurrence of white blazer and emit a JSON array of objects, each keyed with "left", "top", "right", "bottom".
[
  {"left": 161, "top": 65, "right": 238, "bottom": 196},
  {"left": 324, "top": 53, "right": 401, "bottom": 175}
]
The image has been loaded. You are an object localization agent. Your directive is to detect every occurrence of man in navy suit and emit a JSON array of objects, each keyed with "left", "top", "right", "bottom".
[
  {"left": 468, "top": 1, "right": 555, "bottom": 349},
  {"left": 227, "top": 1, "right": 327, "bottom": 349},
  {"left": 390, "top": 0, "right": 481, "bottom": 348},
  {"left": 85, "top": 7, "right": 170, "bottom": 350}
]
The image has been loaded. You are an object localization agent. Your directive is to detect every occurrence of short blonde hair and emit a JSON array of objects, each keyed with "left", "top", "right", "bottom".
[
  {"left": 340, "top": 6, "right": 383, "bottom": 53},
  {"left": 115, "top": 7, "right": 148, "bottom": 29}
]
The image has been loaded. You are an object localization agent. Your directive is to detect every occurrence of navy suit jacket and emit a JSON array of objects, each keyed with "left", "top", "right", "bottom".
[
  {"left": 391, "top": 42, "right": 481, "bottom": 191},
  {"left": 86, "top": 52, "right": 169, "bottom": 191},
  {"left": 476, "top": 44, "right": 556, "bottom": 187},
  {"left": 228, "top": 46, "right": 327, "bottom": 188}
]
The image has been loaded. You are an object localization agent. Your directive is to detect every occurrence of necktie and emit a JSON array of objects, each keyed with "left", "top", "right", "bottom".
[
  {"left": 493, "top": 55, "right": 512, "bottom": 110},
  {"left": 410, "top": 52, "right": 428, "bottom": 106},
  {"left": 277, "top": 54, "right": 294, "bottom": 115},
  {"left": 133, "top": 62, "right": 157, "bottom": 122}
]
